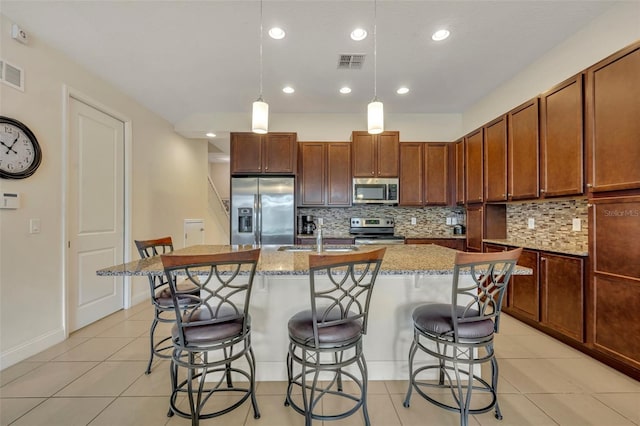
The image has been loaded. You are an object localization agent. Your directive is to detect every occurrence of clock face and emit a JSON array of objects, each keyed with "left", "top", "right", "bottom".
[{"left": 0, "top": 116, "right": 42, "bottom": 179}]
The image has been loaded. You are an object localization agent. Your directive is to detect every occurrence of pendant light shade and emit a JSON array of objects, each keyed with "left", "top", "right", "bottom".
[
  {"left": 367, "top": 0, "right": 383, "bottom": 135},
  {"left": 252, "top": 0, "right": 269, "bottom": 134},
  {"left": 252, "top": 97, "right": 269, "bottom": 134},
  {"left": 367, "top": 99, "right": 384, "bottom": 134}
]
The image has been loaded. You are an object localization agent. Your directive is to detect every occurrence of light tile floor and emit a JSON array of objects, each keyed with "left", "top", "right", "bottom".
[{"left": 1, "top": 302, "right": 639, "bottom": 425}]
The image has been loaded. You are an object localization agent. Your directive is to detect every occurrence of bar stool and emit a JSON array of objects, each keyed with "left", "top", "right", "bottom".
[
  {"left": 284, "top": 248, "right": 386, "bottom": 426},
  {"left": 161, "top": 248, "right": 261, "bottom": 425},
  {"left": 403, "top": 248, "right": 522, "bottom": 426},
  {"left": 135, "top": 237, "right": 199, "bottom": 375}
]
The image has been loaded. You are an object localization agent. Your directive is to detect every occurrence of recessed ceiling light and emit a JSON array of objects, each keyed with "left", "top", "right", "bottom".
[
  {"left": 350, "top": 28, "right": 367, "bottom": 41},
  {"left": 206, "top": 132, "right": 216, "bottom": 138},
  {"left": 269, "top": 27, "right": 286, "bottom": 40},
  {"left": 339, "top": 87, "right": 352, "bottom": 94},
  {"left": 282, "top": 86, "right": 295, "bottom": 94},
  {"left": 432, "top": 29, "right": 450, "bottom": 41},
  {"left": 397, "top": 87, "right": 410, "bottom": 95}
]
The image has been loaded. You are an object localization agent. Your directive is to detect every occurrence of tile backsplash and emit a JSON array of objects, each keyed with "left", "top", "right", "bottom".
[
  {"left": 298, "top": 206, "right": 463, "bottom": 236},
  {"left": 506, "top": 198, "right": 588, "bottom": 247},
  {"left": 299, "top": 198, "right": 588, "bottom": 248}
]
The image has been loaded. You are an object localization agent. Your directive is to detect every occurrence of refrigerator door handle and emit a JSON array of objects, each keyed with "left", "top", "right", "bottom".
[{"left": 254, "top": 194, "right": 260, "bottom": 245}]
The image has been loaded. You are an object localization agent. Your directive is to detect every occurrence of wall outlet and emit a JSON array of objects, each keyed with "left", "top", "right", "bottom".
[
  {"left": 572, "top": 218, "right": 581, "bottom": 231},
  {"left": 527, "top": 218, "right": 535, "bottom": 229},
  {"left": 411, "top": 217, "right": 417, "bottom": 225},
  {"left": 317, "top": 217, "right": 323, "bottom": 226}
]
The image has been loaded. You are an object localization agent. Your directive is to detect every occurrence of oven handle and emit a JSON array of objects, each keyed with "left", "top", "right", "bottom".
[{"left": 354, "top": 238, "right": 406, "bottom": 245}]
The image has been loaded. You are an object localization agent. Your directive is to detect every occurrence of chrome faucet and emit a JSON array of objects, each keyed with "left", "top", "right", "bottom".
[{"left": 316, "top": 226, "right": 323, "bottom": 252}]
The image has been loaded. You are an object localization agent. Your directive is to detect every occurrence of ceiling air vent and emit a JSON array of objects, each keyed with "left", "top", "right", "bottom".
[
  {"left": 338, "top": 54, "right": 365, "bottom": 70},
  {"left": 0, "top": 59, "right": 24, "bottom": 91}
]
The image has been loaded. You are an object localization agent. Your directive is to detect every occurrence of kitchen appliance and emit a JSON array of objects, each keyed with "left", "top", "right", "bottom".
[
  {"left": 350, "top": 217, "right": 405, "bottom": 245},
  {"left": 298, "top": 215, "right": 316, "bottom": 235},
  {"left": 352, "top": 178, "right": 399, "bottom": 205},
  {"left": 231, "top": 177, "right": 295, "bottom": 245},
  {"left": 453, "top": 224, "right": 466, "bottom": 235}
]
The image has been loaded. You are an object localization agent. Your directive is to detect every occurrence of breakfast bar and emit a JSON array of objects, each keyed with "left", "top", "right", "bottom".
[{"left": 97, "top": 243, "right": 530, "bottom": 380}]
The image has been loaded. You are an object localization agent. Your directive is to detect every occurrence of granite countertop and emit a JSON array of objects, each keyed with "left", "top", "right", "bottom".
[
  {"left": 97, "top": 244, "right": 531, "bottom": 277},
  {"left": 482, "top": 239, "right": 588, "bottom": 257}
]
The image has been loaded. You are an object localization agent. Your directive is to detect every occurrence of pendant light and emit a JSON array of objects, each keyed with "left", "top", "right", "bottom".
[
  {"left": 367, "top": 0, "right": 383, "bottom": 134},
  {"left": 252, "top": 0, "right": 268, "bottom": 134}
]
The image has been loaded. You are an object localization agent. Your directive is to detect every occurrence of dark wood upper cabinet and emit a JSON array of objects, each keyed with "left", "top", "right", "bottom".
[
  {"left": 465, "top": 204, "right": 483, "bottom": 252},
  {"left": 455, "top": 139, "right": 465, "bottom": 205},
  {"left": 483, "top": 115, "right": 508, "bottom": 202},
  {"left": 424, "top": 143, "right": 449, "bottom": 205},
  {"left": 297, "top": 142, "right": 325, "bottom": 206},
  {"left": 540, "top": 74, "right": 584, "bottom": 198},
  {"left": 465, "top": 129, "right": 484, "bottom": 204},
  {"left": 297, "top": 142, "right": 351, "bottom": 207},
  {"left": 399, "top": 143, "right": 424, "bottom": 206},
  {"left": 399, "top": 142, "right": 449, "bottom": 206},
  {"left": 586, "top": 42, "right": 640, "bottom": 193},
  {"left": 508, "top": 98, "right": 540, "bottom": 200},
  {"left": 231, "top": 132, "right": 297, "bottom": 175},
  {"left": 326, "top": 142, "right": 352, "bottom": 206},
  {"left": 351, "top": 131, "right": 399, "bottom": 177}
]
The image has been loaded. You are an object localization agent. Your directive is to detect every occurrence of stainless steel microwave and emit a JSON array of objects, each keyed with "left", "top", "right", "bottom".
[{"left": 353, "top": 178, "right": 399, "bottom": 204}]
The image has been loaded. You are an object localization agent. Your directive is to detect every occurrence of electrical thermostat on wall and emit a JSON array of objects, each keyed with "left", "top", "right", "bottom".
[{"left": 1, "top": 192, "right": 20, "bottom": 209}]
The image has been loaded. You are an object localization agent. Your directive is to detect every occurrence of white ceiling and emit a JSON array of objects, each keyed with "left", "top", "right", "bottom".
[{"left": 0, "top": 0, "right": 622, "bottom": 143}]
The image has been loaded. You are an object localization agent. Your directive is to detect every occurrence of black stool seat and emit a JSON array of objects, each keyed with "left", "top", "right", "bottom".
[
  {"left": 412, "top": 304, "right": 493, "bottom": 340},
  {"left": 288, "top": 309, "right": 363, "bottom": 347}
]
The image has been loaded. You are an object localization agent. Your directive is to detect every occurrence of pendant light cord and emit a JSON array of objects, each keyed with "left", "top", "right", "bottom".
[
  {"left": 259, "top": 0, "right": 264, "bottom": 100},
  {"left": 373, "top": 0, "right": 377, "bottom": 100}
]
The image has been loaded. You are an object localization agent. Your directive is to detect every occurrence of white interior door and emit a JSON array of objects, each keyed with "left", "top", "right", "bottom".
[
  {"left": 184, "top": 219, "right": 205, "bottom": 247},
  {"left": 68, "top": 97, "right": 125, "bottom": 331}
]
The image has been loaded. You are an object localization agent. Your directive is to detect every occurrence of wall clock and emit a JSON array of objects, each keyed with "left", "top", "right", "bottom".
[{"left": 0, "top": 116, "right": 42, "bottom": 179}]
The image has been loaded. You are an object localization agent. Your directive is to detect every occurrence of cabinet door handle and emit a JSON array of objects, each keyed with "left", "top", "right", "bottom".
[
  {"left": 586, "top": 183, "right": 593, "bottom": 188},
  {"left": 540, "top": 189, "right": 546, "bottom": 193},
  {"left": 541, "top": 257, "right": 546, "bottom": 261}
]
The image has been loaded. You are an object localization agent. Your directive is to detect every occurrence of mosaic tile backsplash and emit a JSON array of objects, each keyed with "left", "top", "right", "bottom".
[
  {"left": 299, "top": 198, "right": 588, "bottom": 247},
  {"left": 298, "top": 206, "right": 465, "bottom": 236},
  {"left": 506, "top": 198, "right": 588, "bottom": 247}
]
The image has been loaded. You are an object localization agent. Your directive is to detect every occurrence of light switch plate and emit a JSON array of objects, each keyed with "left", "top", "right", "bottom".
[
  {"left": 411, "top": 217, "right": 417, "bottom": 225},
  {"left": 527, "top": 218, "right": 535, "bottom": 229},
  {"left": 30, "top": 218, "right": 41, "bottom": 234},
  {"left": 572, "top": 218, "right": 581, "bottom": 231}
]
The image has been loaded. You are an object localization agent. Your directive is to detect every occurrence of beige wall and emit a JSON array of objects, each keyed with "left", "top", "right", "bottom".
[
  {"left": 462, "top": 2, "right": 640, "bottom": 135},
  {"left": 0, "top": 13, "right": 209, "bottom": 368}
]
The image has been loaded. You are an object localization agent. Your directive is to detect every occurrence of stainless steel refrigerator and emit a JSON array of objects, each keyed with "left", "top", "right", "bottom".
[{"left": 231, "top": 177, "right": 295, "bottom": 245}]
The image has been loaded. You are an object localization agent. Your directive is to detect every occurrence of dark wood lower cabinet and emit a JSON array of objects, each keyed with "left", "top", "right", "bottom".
[
  {"left": 510, "top": 249, "right": 540, "bottom": 322},
  {"left": 540, "top": 253, "right": 584, "bottom": 342}
]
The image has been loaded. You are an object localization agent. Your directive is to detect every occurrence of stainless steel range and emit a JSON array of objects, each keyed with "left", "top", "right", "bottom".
[{"left": 350, "top": 217, "right": 406, "bottom": 245}]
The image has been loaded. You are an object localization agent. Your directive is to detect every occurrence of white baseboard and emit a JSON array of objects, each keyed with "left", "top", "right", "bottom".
[{"left": 0, "top": 327, "right": 66, "bottom": 371}]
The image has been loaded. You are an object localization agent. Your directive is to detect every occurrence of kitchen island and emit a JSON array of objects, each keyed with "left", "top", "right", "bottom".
[{"left": 98, "top": 244, "right": 529, "bottom": 380}]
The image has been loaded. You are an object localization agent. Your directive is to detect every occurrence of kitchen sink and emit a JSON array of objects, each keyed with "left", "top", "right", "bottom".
[{"left": 277, "top": 245, "right": 359, "bottom": 252}]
